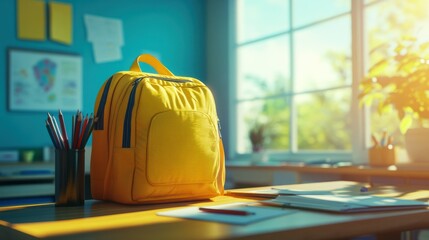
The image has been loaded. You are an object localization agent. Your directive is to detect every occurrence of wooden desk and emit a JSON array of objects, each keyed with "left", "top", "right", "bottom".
[
  {"left": 227, "top": 164, "right": 429, "bottom": 187},
  {"left": 1, "top": 181, "right": 429, "bottom": 240}
]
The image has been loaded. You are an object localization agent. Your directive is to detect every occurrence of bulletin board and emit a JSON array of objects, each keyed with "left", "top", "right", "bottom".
[{"left": 7, "top": 48, "right": 82, "bottom": 112}]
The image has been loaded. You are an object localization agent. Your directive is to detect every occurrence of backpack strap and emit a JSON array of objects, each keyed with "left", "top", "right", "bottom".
[{"left": 130, "top": 54, "right": 174, "bottom": 76}]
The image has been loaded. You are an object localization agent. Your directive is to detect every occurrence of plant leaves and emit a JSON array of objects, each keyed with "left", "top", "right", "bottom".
[
  {"left": 368, "top": 59, "right": 390, "bottom": 76},
  {"left": 400, "top": 115, "right": 413, "bottom": 134}
]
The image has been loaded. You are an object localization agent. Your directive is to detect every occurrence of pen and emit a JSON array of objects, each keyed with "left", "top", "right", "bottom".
[{"left": 198, "top": 207, "right": 254, "bottom": 216}]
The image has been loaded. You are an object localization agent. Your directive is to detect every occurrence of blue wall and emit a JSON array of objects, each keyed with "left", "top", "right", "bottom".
[{"left": 0, "top": 0, "right": 206, "bottom": 148}]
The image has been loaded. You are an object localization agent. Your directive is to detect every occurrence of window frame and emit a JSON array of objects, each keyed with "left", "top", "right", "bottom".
[{"left": 227, "top": 0, "right": 368, "bottom": 164}]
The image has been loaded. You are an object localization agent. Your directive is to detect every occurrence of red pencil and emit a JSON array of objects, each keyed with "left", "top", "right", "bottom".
[
  {"left": 77, "top": 114, "right": 89, "bottom": 149},
  {"left": 73, "top": 111, "right": 82, "bottom": 149}
]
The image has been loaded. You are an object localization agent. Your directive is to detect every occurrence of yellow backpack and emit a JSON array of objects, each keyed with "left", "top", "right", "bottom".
[{"left": 90, "top": 54, "right": 225, "bottom": 204}]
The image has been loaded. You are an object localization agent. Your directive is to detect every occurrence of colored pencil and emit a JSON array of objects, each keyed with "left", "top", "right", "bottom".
[
  {"left": 58, "top": 110, "right": 70, "bottom": 150},
  {"left": 45, "top": 110, "right": 94, "bottom": 150},
  {"left": 77, "top": 114, "right": 88, "bottom": 149}
]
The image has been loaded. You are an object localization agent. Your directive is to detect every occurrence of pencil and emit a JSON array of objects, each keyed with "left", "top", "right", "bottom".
[
  {"left": 46, "top": 120, "right": 59, "bottom": 149},
  {"left": 73, "top": 111, "right": 82, "bottom": 149},
  {"left": 72, "top": 114, "right": 75, "bottom": 148},
  {"left": 77, "top": 114, "right": 89, "bottom": 149},
  {"left": 47, "top": 113, "right": 63, "bottom": 149},
  {"left": 80, "top": 114, "right": 93, "bottom": 149},
  {"left": 58, "top": 110, "right": 70, "bottom": 150},
  {"left": 52, "top": 115, "right": 65, "bottom": 149},
  {"left": 81, "top": 117, "right": 97, "bottom": 149},
  {"left": 198, "top": 207, "right": 254, "bottom": 216}
]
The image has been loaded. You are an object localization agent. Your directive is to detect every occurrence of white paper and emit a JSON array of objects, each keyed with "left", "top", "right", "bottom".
[
  {"left": 274, "top": 188, "right": 333, "bottom": 195},
  {"left": 92, "top": 42, "right": 122, "bottom": 63},
  {"left": 157, "top": 203, "right": 294, "bottom": 225},
  {"left": 84, "top": 14, "right": 124, "bottom": 63},
  {"left": 263, "top": 194, "right": 429, "bottom": 213},
  {"left": 227, "top": 188, "right": 332, "bottom": 198},
  {"left": 84, "top": 14, "right": 123, "bottom": 45}
]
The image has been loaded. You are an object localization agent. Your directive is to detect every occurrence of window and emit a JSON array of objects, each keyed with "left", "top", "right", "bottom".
[
  {"left": 231, "top": 0, "right": 429, "bottom": 162},
  {"left": 234, "top": 0, "right": 352, "bottom": 161}
]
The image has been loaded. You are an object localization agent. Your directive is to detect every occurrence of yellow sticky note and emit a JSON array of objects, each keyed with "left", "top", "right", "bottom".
[
  {"left": 17, "top": 0, "right": 46, "bottom": 40},
  {"left": 49, "top": 1, "right": 73, "bottom": 45}
]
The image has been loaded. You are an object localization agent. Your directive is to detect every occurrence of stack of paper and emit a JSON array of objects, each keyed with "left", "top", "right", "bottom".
[
  {"left": 262, "top": 194, "right": 429, "bottom": 213},
  {"left": 226, "top": 188, "right": 332, "bottom": 198}
]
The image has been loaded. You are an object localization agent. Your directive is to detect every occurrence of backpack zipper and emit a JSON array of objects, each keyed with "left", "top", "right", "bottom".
[
  {"left": 122, "top": 78, "right": 143, "bottom": 148},
  {"left": 122, "top": 76, "right": 192, "bottom": 148},
  {"left": 94, "top": 77, "right": 113, "bottom": 130}
]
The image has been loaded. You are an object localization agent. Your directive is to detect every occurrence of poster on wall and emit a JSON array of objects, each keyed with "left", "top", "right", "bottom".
[{"left": 8, "top": 48, "right": 82, "bottom": 112}]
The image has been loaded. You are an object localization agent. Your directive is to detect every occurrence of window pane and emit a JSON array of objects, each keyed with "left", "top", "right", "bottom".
[
  {"left": 366, "top": 0, "right": 429, "bottom": 69},
  {"left": 296, "top": 88, "right": 352, "bottom": 150},
  {"left": 293, "top": 0, "right": 350, "bottom": 28},
  {"left": 237, "top": 98, "right": 290, "bottom": 153},
  {"left": 294, "top": 16, "right": 351, "bottom": 92},
  {"left": 237, "top": 35, "right": 290, "bottom": 100},
  {"left": 236, "top": 0, "right": 290, "bottom": 43}
]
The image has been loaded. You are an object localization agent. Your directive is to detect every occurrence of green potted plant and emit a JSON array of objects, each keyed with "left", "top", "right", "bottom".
[
  {"left": 359, "top": 37, "right": 429, "bottom": 162},
  {"left": 248, "top": 121, "right": 271, "bottom": 164},
  {"left": 249, "top": 122, "right": 267, "bottom": 152}
]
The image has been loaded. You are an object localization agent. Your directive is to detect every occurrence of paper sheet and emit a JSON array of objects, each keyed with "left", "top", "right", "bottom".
[
  {"left": 263, "top": 194, "right": 429, "bottom": 213},
  {"left": 157, "top": 203, "right": 294, "bottom": 225},
  {"left": 92, "top": 42, "right": 122, "bottom": 63},
  {"left": 84, "top": 14, "right": 124, "bottom": 63},
  {"left": 49, "top": 1, "right": 73, "bottom": 45},
  {"left": 17, "top": 0, "right": 46, "bottom": 40},
  {"left": 84, "top": 14, "right": 124, "bottom": 46}
]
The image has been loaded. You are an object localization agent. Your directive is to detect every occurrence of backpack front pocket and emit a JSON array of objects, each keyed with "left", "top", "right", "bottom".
[{"left": 146, "top": 111, "right": 219, "bottom": 185}]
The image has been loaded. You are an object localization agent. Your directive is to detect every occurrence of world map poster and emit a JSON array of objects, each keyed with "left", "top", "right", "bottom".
[{"left": 8, "top": 48, "right": 82, "bottom": 111}]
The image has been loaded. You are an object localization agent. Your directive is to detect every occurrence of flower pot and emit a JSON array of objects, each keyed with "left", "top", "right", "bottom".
[
  {"left": 404, "top": 128, "right": 429, "bottom": 162},
  {"left": 251, "top": 150, "right": 268, "bottom": 165}
]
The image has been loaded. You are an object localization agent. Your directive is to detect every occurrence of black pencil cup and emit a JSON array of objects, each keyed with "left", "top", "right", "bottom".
[{"left": 55, "top": 149, "right": 85, "bottom": 206}]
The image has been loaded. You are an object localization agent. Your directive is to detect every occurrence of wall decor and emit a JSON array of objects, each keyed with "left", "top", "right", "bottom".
[{"left": 8, "top": 48, "right": 82, "bottom": 111}]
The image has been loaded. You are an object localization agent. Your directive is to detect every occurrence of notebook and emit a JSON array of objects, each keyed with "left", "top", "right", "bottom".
[
  {"left": 261, "top": 194, "right": 429, "bottom": 213},
  {"left": 226, "top": 188, "right": 333, "bottom": 198}
]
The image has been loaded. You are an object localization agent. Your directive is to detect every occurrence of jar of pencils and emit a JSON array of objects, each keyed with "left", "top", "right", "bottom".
[
  {"left": 55, "top": 149, "right": 85, "bottom": 206},
  {"left": 368, "top": 145, "right": 396, "bottom": 167}
]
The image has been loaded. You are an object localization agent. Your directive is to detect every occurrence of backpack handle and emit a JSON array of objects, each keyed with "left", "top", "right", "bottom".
[{"left": 130, "top": 54, "right": 174, "bottom": 76}]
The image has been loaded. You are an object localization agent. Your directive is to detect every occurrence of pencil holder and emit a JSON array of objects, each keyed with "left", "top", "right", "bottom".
[
  {"left": 368, "top": 146, "right": 396, "bottom": 167},
  {"left": 55, "top": 149, "right": 85, "bottom": 206}
]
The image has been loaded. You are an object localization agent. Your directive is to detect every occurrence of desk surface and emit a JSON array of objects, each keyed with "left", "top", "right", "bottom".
[
  {"left": 1, "top": 181, "right": 429, "bottom": 240},
  {"left": 228, "top": 163, "right": 429, "bottom": 180}
]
